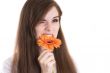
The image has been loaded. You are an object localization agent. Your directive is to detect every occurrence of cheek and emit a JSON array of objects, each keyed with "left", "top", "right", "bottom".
[
  {"left": 53, "top": 25, "right": 60, "bottom": 37},
  {"left": 55, "top": 24, "right": 60, "bottom": 31},
  {"left": 35, "top": 26, "right": 44, "bottom": 39}
]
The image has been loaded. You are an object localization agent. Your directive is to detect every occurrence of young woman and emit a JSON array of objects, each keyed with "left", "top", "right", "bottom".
[{"left": 3, "top": 0, "right": 77, "bottom": 73}]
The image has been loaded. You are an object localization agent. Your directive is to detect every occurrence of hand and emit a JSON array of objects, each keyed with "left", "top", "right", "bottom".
[{"left": 38, "top": 50, "right": 57, "bottom": 73}]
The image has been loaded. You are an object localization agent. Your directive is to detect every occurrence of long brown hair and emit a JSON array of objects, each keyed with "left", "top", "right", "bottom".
[{"left": 11, "top": 0, "right": 77, "bottom": 73}]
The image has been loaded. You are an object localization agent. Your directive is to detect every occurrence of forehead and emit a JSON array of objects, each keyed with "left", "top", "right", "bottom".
[{"left": 43, "top": 7, "right": 59, "bottom": 20}]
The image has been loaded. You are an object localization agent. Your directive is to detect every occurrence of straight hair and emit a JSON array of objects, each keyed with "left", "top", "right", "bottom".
[{"left": 11, "top": 0, "right": 77, "bottom": 73}]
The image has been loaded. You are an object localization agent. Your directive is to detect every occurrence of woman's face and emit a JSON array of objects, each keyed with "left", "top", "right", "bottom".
[{"left": 35, "top": 7, "right": 60, "bottom": 39}]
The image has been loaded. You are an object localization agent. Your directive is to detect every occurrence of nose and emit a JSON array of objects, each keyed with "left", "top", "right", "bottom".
[{"left": 45, "top": 22, "right": 52, "bottom": 31}]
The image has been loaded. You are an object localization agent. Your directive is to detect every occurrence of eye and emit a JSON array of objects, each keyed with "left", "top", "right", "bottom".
[
  {"left": 52, "top": 19, "right": 59, "bottom": 23},
  {"left": 38, "top": 20, "right": 47, "bottom": 25},
  {"left": 39, "top": 21, "right": 45, "bottom": 24}
]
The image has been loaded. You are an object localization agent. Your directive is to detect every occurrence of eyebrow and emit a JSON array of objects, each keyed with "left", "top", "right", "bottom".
[
  {"left": 53, "top": 16, "right": 60, "bottom": 19},
  {"left": 40, "top": 16, "right": 60, "bottom": 21}
]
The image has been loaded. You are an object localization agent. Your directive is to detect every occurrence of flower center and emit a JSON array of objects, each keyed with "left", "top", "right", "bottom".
[{"left": 47, "top": 40, "right": 53, "bottom": 44}]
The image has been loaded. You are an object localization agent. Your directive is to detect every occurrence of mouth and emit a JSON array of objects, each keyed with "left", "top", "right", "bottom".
[{"left": 43, "top": 33, "right": 53, "bottom": 36}]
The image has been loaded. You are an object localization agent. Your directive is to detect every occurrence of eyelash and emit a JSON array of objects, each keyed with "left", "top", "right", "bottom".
[
  {"left": 38, "top": 21, "right": 46, "bottom": 25},
  {"left": 52, "top": 19, "right": 59, "bottom": 23},
  {"left": 38, "top": 19, "right": 59, "bottom": 24}
]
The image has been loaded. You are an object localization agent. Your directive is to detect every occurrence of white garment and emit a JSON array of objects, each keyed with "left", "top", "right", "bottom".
[
  {"left": 1, "top": 57, "right": 57, "bottom": 73},
  {"left": 2, "top": 57, "right": 12, "bottom": 73}
]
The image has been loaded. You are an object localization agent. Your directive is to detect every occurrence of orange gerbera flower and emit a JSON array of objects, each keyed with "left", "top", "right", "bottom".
[{"left": 37, "top": 34, "right": 62, "bottom": 51}]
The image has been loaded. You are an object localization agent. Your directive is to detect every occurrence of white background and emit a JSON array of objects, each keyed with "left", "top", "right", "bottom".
[{"left": 0, "top": 0, "right": 110, "bottom": 73}]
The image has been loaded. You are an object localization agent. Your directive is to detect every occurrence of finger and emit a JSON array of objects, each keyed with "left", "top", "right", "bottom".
[
  {"left": 39, "top": 53, "right": 53, "bottom": 64},
  {"left": 44, "top": 55, "right": 55, "bottom": 65},
  {"left": 53, "top": 62, "right": 57, "bottom": 73},
  {"left": 47, "top": 60, "right": 56, "bottom": 73},
  {"left": 38, "top": 50, "right": 49, "bottom": 61}
]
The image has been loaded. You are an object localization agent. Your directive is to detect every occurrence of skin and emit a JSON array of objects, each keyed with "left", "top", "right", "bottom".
[{"left": 35, "top": 6, "right": 60, "bottom": 73}]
